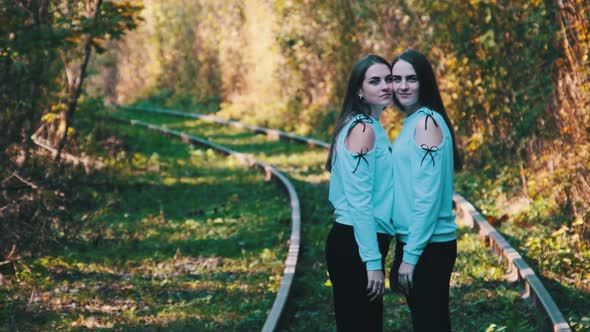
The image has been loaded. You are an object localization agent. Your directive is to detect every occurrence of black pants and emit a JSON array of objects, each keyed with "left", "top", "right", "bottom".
[
  {"left": 389, "top": 239, "right": 457, "bottom": 332},
  {"left": 325, "top": 222, "right": 391, "bottom": 332}
]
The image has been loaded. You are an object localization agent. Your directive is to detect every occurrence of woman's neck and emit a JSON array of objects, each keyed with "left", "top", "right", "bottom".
[
  {"left": 370, "top": 104, "right": 387, "bottom": 120},
  {"left": 404, "top": 103, "right": 422, "bottom": 117}
]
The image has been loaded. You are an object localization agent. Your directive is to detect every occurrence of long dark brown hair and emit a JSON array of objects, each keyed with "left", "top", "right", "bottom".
[
  {"left": 391, "top": 49, "right": 462, "bottom": 170},
  {"left": 325, "top": 54, "right": 391, "bottom": 172}
]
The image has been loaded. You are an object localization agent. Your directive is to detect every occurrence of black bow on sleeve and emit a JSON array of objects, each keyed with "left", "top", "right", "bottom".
[
  {"left": 352, "top": 146, "right": 370, "bottom": 174},
  {"left": 420, "top": 144, "right": 439, "bottom": 167}
]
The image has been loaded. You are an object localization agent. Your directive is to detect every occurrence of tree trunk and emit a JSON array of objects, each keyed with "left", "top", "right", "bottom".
[{"left": 54, "top": 0, "right": 104, "bottom": 162}]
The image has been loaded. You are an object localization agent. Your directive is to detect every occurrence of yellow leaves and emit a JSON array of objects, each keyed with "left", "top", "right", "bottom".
[
  {"left": 64, "top": 35, "right": 81, "bottom": 44},
  {"left": 524, "top": 236, "right": 541, "bottom": 249},
  {"left": 91, "top": 38, "right": 105, "bottom": 50},
  {"left": 573, "top": 217, "right": 584, "bottom": 227},
  {"left": 445, "top": 56, "right": 458, "bottom": 69},
  {"left": 551, "top": 225, "right": 568, "bottom": 237},
  {"left": 51, "top": 103, "right": 67, "bottom": 112},
  {"left": 42, "top": 103, "right": 68, "bottom": 123},
  {"left": 71, "top": 314, "right": 114, "bottom": 328},
  {"left": 484, "top": 7, "right": 492, "bottom": 23},
  {"left": 560, "top": 125, "right": 570, "bottom": 135},
  {"left": 298, "top": 123, "right": 312, "bottom": 136},
  {"left": 465, "top": 132, "right": 484, "bottom": 153}
]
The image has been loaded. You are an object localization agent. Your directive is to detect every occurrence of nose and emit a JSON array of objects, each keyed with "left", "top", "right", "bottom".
[
  {"left": 381, "top": 81, "right": 391, "bottom": 91},
  {"left": 400, "top": 79, "right": 408, "bottom": 90}
]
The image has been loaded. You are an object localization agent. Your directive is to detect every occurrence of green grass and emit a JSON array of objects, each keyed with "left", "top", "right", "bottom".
[
  {"left": 456, "top": 170, "right": 590, "bottom": 331},
  {"left": 0, "top": 116, "right": 290, "bottom": 331},
  {"left": 0, "top": 103, "right": 555, "bottom": 331},
  {"left": 116, "top": 106, "right": 540, "bottom": 331}
]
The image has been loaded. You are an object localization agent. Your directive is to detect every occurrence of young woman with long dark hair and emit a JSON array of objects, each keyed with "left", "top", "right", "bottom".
[
  {"left": 325, "top": 54, "right": 396, "bottom": 332},
  {"left": 388, "top": 49, "right": 461, "bottom": 332}
]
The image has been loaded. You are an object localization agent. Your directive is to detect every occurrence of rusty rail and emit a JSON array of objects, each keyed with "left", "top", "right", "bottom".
[
  {"left": 109, "top": 116, "right": 300, "bottom": 332},
  {"left": 118, "top": 105, "right": 330, "bottom": 149},
  {"left": 117, "top": 105, "right": 573, "bottom": 332}
]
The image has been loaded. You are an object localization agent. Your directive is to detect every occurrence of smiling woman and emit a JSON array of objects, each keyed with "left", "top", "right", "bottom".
[
  {"left": 391, "top": 60, "right": 420, "bottom": 112},
  {"left": 388, "top": 49, "right": 461, "bottom": 332},
  {"left": 324, "top": 54, "right": 395, "bottom": 332}
]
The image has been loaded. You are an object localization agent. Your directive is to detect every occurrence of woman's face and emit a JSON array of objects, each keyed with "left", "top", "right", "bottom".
[
  {"left": 391, "top": 60, "right": 420, "bottom": 111},
  {"left": 359, "top": 63, "right": 393, "bottom": 107}
]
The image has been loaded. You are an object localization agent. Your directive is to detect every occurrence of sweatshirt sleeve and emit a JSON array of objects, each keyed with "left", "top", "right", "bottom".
[
  {"left": 402, "top": 117, "right": 445, "bottom": 265},
  {"left": 339, "top": 122, "right": 382, "bottom": 271}
]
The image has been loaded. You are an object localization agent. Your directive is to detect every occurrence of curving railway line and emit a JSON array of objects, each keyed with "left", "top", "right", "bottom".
[{"left": 113, "top": 105, "right": 572, "bottom": 332}]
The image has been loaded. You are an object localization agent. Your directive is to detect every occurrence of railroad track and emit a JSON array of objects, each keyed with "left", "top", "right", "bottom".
[
  {"left": 108, "top": 116, "right": 300, "bottom": 332},
  {"left": 114, "top": 105, "right": 572, "bottom": 332}
]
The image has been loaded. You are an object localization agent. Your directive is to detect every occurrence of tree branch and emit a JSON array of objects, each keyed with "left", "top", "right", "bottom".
[
  {"left": 12, "top": 173, "right": 39, "bottom": 190},
  {"left": 55, "top": 0, "right": 104, "bottom": 162},
  {"left": 12, "top": 0, "right": 35, "bottom": 18}
]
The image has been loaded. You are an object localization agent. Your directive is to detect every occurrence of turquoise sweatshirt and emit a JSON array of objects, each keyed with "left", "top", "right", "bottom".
[
  {"left": 329, "top": 114, "right": 395, "bottom": 271},
  {"left": 391, "top": 107, "right": 457, "bottom": 265}
]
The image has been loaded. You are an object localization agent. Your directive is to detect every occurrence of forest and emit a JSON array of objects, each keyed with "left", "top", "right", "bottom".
[{"left": 1, "top": 0, "right": 589, "bottom": 330}]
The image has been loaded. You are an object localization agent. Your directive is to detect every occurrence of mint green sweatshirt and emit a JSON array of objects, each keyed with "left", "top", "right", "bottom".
[
  {"left": 391, "top": 107, "right": 457, "bottom": 265},
  {"left": 329, "top": 115, "right": 395, "bottom": 271}
]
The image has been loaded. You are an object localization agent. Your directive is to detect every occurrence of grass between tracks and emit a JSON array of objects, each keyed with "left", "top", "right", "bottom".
[
  {"left": 113, "top": 107, "right": 538, "bottom": 331},
  {"left": 1, "top": 109, "right": 290, "bottom": 330}
]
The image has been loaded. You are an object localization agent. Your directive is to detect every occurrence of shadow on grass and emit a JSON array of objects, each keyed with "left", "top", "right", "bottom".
[
  {"left": 0, "top": 116, "right": 297, "bottom": 331},
  {"left": 4, "top": 268, "right": 276, "bottom": 331}
]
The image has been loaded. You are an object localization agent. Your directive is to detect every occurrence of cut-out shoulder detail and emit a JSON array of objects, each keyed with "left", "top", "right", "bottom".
[
  {"left": 417, "top": 109, "right": 439, "bottom": 130},
  {"left": 414, "top": 116, "right": 442, "bottom": 147},
  {"left": 345, "top": 121, "right": 375, "bottom": 153}
]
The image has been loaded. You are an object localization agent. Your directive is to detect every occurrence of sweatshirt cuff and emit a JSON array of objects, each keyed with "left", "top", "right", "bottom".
[
  {"left": 366, "top": 259, "right": 382, "bottom": 271},
  {"left": 402, "top": 252, "right": 420, "bottom": 266}
]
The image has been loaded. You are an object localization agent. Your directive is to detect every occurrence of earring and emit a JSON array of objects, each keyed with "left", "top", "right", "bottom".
[{"left": 358, "top": 95, "right": 364, "bottom": 102}]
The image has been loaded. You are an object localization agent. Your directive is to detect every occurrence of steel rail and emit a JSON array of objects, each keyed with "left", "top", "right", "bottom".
[
  {"left": 109, "top": 116, "right": 300, "bottom": 332},
  {"left": 117, "top": 105, "right": 572, "bottom": 332}
]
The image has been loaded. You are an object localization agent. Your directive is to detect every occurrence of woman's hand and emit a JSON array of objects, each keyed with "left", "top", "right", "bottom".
[
  {"left": 397, "top": 262, "right": 415, "bottom": 297},
  {"left": 366, "top": 269, "right": 385, "bottom": 301}
]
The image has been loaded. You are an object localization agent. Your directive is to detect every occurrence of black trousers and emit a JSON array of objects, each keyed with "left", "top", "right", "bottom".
[
  {"left": 389, "top": 239, "right": 457, "bottom": 332},
  {"left": 325, "top": 222, "right": 391, "bottom": 332}
]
